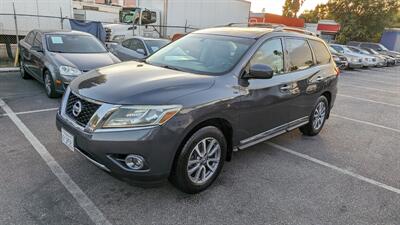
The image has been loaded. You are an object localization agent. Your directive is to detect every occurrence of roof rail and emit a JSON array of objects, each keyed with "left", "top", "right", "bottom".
[
  {"left": 216, "top": 23, "right": 316, "bottom": 36},
  {"left": 273, "top": 26, "right": 315, "bottom": 36}
]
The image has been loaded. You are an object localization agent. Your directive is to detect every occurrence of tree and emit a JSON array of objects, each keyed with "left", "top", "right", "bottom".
[
  {"left": 328, "top": 0, "right": 400, "bottom": 43},
  {"left": 299, "top": 4, "right": 331, "bottom": 23},
  {"left": 282, "top": 0, "right": 306, "bottom": 18}
]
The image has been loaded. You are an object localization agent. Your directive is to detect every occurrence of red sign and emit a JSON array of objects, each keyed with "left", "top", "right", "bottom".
[{"left": 317, "top": 24, "right": 341, "bottom": 33}]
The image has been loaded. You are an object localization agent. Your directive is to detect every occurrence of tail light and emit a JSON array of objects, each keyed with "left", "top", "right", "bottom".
[{"left": 334, "top": 66, "right": 340, "bottom": 76}]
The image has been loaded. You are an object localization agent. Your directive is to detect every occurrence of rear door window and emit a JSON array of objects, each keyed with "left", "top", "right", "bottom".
[
  {"left": 33, "top": 33, "right": 42, "bottom": 48},
  {"left": 249, "top": 38, "right": 284, "bottom": 75},
  {"left": 309, "top": 40, "right": 331, "bottom": 65},
  {"left": 285, "top": 38, "right": 314, "bottom": 72},
  {"left": 25, "top": 31, "right": 35, "bottom": 45}
]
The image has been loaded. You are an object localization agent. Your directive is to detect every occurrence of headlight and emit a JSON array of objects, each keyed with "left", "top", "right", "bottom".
[
  {"left": 102, "top": 105, "right": 182, "bottom": 128},
  {"left": 59, "top": 66, "right": 81, "bottom": 76}
]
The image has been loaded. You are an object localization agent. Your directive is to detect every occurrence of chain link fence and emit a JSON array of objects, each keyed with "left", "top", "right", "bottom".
[
  {"left": 0, "top": 4, "right": 198, "bottom": 68},
  {"left": 0, "top": 12, "right": 66, "bottom": 68}
]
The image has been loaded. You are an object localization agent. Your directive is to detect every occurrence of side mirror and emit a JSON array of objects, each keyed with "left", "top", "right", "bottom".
[
  {"left": 31, "top": 46, "right": 43, "bottom": 52},
  {"left": 377, "top": 48, "right": 382, "bottom": 51},
  {"left": 136, "top": 48, "right": 146, "bottom": 55},
  {"left": 244, "top": 64, "right": 274, "bottom": 79}
]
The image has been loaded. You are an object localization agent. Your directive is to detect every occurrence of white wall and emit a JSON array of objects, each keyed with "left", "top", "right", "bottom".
[{"left": 0, "top": 0, "right": 72, "bottom": 35}]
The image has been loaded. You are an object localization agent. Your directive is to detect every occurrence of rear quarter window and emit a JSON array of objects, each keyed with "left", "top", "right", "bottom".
[{"left": 309, "top": 40, "right": 331, "bottom": 65}]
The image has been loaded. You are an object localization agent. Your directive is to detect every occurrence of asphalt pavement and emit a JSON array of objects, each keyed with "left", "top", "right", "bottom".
[{"left": 0, "top": 66, "right": 399, "bottom": 225}]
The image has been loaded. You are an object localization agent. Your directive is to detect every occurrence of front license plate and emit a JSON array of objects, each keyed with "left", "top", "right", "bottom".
[{"left": 61, "top": 128, "right": 75, "bottom": 152}]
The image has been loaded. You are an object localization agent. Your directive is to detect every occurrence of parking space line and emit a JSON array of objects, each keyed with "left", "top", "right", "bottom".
[
  {"left": 337, "top": 94, "right": 400, "bottom": 108},
  {"left": 266, "top": 142, "right": 400, "bottom": 195},
  {"left": 0, "top": 99, "right": 112, "bottom": 225},
  {"left": 1, "top": 107, "right": 59, "bottom": 117},
  {"left": 340, "top": 84, "right": 399, "bottom": 95},
  {"left": 331, "top": 114, "right": 400, "bottom": 133}
]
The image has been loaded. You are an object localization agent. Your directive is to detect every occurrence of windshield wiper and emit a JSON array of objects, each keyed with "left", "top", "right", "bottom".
[{"left": 160, "top": 65, "right": 183, "bottom": 72}]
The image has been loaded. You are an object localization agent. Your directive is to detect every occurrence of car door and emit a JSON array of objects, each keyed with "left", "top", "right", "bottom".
[
  {"left": 284, "top": 38, "right": 334, "bottom": 122},
  {"left": 238, "top": 38, "right": 295, "bottom": 144},
  {"left": 114, "top": 39, "right": 134, "bottom": 61},
  {"left": 20, "top": 31, "right": 36, "bottom": 74},
  {"left": 30, "top": 32, "right": 45, "bottom": 80},
  {"left": 129, "top": 38, "right": 148, "bottom": 59}
]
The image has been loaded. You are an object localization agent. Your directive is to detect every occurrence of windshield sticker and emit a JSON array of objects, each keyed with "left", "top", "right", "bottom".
[{"left": 51, "top": 36, "right": 63, "bottom": 44}]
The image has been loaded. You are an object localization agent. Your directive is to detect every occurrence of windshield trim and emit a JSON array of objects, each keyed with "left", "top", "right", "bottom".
[
  {"left": 145, "top": 33, "right": 256, "bottom": 76},
  {"left": 45, "top": 34, "right": 108, "bottom": 54}
]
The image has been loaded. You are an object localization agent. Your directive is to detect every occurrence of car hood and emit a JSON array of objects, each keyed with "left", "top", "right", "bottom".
[
  {"left": 69, "top": 61, "right": 215, "bottom": 105},
  {"left": 50, "top": 52, "right": 120, "bottom": 72}
]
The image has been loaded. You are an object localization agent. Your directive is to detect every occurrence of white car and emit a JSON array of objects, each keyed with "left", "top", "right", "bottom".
[{"left": 331, "top": 44, "right": 376, "bottom": 68}]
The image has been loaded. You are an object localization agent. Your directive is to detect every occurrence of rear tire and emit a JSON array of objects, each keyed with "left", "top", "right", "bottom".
[
  {"left": 300, "top": 96, "right": 329, "bottom": 136},
  {"left": 43, "top": 70, "right": 60, "bottom": 98},
  {"left": 170, "top": 126, "right": 227, "bottom": 194}
]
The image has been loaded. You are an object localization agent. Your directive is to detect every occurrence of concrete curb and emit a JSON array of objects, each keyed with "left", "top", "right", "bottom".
[{"left": 0, "top": 67, "right": 19, "bottom": 73}]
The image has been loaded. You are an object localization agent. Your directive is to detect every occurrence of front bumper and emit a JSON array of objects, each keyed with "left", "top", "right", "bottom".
[{"left": 56, "top": 112, "right": 179, "bottom": 184}]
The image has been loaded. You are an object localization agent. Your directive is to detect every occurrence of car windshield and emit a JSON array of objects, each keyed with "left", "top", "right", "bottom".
[
  {"left": 359, "top": 49, "right": 370, "bottom": 54},
  {"left": 369, "top": 49, "right": 379, "bottom": 54},
  {"left": 342, "top": 46, "right": 354, "bottom": 54},
  {"left": 329, "top": 47, "right": 338, "bottom": 54},
  {"left": 46, "top": 34, "right": 107, "bottom": 53},
  {"left": 146, "top": 33, "right": 255, "bottom": 75},
  {"left": 349, "top": 47, "right": 361, "bottom": 53},
  {"left": 144, "top": 39, "right": 170, "bottom": 54},
  {"left": 377, "top": 44, "right": 389, "bottom": 51}
]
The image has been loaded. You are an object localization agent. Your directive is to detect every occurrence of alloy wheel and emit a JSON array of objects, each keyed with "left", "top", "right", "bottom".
[
  {"left": 187, "top": 137, "right": 221, "bottom": 185},
  {"left": 44, "top": 73, "right": 52, "bottom": 95},
  {"left": 312, "top": 101, "right": 326, "bottom": 130}
]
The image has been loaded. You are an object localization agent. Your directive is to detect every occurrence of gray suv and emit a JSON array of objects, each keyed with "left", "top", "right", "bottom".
[
  {"left": 19, "top": 30, "right": 120, "bottom": 98},
  {"left": 56, "top": 27, "right": 338, "bottom": 193}
]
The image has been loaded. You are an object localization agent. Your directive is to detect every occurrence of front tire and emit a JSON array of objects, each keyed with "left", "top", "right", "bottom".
[
  {"left": 43, "top": 70, "right": 60, "bottom": 98},
  {"left": 170, "top": 126, "right": 227, "bottom": 194},
  {"left": 300, "top": 96, "right": 329, "bottom": 136}
]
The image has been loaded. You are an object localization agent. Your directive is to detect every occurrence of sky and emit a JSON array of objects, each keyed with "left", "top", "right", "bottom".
[{"left": 249, "top": 0, "right": 329, "bottom": 15}]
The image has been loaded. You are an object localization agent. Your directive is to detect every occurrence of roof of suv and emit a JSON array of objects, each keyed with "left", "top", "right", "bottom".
[{"left": 193, "top": 27, "right": 316, "bottom": 39}]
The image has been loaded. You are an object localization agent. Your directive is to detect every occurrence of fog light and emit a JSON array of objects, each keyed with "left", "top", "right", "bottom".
[{"left": 124, "top": 155, "right": 144, "bottom": 170}]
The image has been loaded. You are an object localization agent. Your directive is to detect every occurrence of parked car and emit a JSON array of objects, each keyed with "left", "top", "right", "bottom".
[
  {"left": 108, "top": 36, "right": 171, "bottom": 61},
  {"left": 56, "top": 27, "right": 338, "bottom": 193},
  {"left": 329, "top": 46, "right": 348, "bottom": 70},
  {"left": 331, "top": 44, "right": 376, "bottom": 68},
  {"left": 363, "top": 47, "right": 396, "bottom": 66},
  {"left": 347, "top": 46, "right": 385, "bottom": 67},
  {"left": 329, "top": 44, "right": 363, "bottom": 69},
  {"left": 19, "top": 30, "right": 120, "bottom": 98},
  {"left": 348, "top": 41, "right": 400, "bottom": 64}
]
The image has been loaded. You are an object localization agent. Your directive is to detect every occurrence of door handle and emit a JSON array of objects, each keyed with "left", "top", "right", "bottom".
[{"left": 280, "top": 85, "right": 291, "bottom": 91}]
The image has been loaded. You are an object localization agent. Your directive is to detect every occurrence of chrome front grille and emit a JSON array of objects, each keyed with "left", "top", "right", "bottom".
[{"left": 65, "top": 92, "right": 101, "bottom": 127}]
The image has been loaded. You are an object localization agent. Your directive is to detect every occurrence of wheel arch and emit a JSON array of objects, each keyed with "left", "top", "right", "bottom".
[
  {"left": 171, "top": 117, "right": 234, "bottom": 176},
  {"left": 321, "top": 91, "right": 332, "bottom": 118}
]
